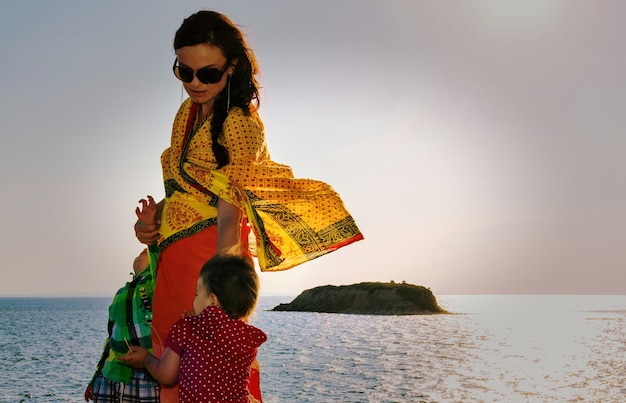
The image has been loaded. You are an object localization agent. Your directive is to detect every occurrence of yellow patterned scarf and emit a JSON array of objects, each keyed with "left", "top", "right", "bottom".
[{"left": 160, "top": 99, "right": 363, "bottom": 271}]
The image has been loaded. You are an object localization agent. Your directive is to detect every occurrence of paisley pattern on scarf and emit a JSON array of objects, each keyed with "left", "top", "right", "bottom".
[{"left": 159, "top": 98, "right": 363, "bottom": 271}]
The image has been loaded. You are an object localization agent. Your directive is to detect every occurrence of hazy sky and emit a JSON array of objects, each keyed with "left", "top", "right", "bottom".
[{"left": 1, "top": 1, "right": 625, "bottom": 297}]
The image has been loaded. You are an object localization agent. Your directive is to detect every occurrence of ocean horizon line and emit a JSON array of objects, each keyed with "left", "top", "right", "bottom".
[{"left": 1, "top": 292, "right": 624, "bottom": 299}]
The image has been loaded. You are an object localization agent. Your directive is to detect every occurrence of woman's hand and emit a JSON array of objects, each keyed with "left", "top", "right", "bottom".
[
  {"left": 134, "top": 221, "right": 161, "bottom": 245},
  {"left": 134, "top": 197, "right": 164, "bottom": 245}
]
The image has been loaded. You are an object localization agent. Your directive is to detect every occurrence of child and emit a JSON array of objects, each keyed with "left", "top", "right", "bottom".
[
  {"left": 120, "top": 254, "right": 267, "bottom": 403},
  {"left": 84, "top": 197, "right": 160, "bottom": 402}
]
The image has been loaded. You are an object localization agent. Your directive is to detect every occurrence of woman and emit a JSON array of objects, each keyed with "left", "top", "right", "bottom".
[{"left": 135, "top": 10, "right": 363, "bottom": 403}]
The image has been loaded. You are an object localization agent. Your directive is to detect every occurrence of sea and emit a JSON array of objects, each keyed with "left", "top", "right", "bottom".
[{"left": 1, "top": 295, "right": 625, "bottom": 403}]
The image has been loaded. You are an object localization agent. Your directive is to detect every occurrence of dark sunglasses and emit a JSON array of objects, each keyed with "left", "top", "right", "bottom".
[{"left": 173, "top": 58, "right": 229, "bottom": 84}]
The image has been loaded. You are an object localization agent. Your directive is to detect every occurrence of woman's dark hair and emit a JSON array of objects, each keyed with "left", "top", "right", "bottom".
[
  {"left": 199, "top": 254, "right": 260, "bottom": 319},
  {"left": 174, "top": 10, "right": 261, "bottom": 168}
]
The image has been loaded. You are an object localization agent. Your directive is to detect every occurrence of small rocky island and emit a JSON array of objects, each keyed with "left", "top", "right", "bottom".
[{"left": 272, "top": 282, "right": 447, "bottom": 315}]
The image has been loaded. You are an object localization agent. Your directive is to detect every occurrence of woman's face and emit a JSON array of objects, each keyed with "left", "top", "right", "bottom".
[{"left": 175, "top": 43, "right": 231, "bottom": 115}]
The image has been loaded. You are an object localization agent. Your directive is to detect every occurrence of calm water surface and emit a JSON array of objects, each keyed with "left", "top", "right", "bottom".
[{"left": 1, "top": 295, "right": 625, "bottom": 402}]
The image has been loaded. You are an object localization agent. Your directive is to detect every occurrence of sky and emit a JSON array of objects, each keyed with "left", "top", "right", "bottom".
[{"left": 1, "top": 0, "right": 625, "bottom": 297}]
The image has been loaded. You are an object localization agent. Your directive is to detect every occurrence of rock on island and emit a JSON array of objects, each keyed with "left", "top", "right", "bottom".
[{"left": 271, "top": 282, "right": 447, "bottom": 315}]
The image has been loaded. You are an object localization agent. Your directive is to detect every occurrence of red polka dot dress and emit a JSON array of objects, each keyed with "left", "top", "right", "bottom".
[{"left": 166, "top": 306, "right": 267, "bottom": 403}]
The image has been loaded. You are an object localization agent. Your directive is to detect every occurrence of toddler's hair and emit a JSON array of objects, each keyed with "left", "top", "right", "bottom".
[{"left": 199, "top": 254, "right": 259, "bottom": 319}]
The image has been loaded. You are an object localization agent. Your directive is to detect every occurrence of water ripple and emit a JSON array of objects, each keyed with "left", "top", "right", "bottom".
[{"left": 2, "top": 296, "right": 626, "bottom": 402}]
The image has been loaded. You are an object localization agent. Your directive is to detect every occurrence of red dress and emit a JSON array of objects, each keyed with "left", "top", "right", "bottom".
[{"left": 166, "top": 306, "right": 267, "bottom": 403}]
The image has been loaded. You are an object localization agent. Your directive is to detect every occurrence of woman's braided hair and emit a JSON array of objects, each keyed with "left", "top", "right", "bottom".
[{"left": 174, "top": 10, "right": 261, "bottom": 168}]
